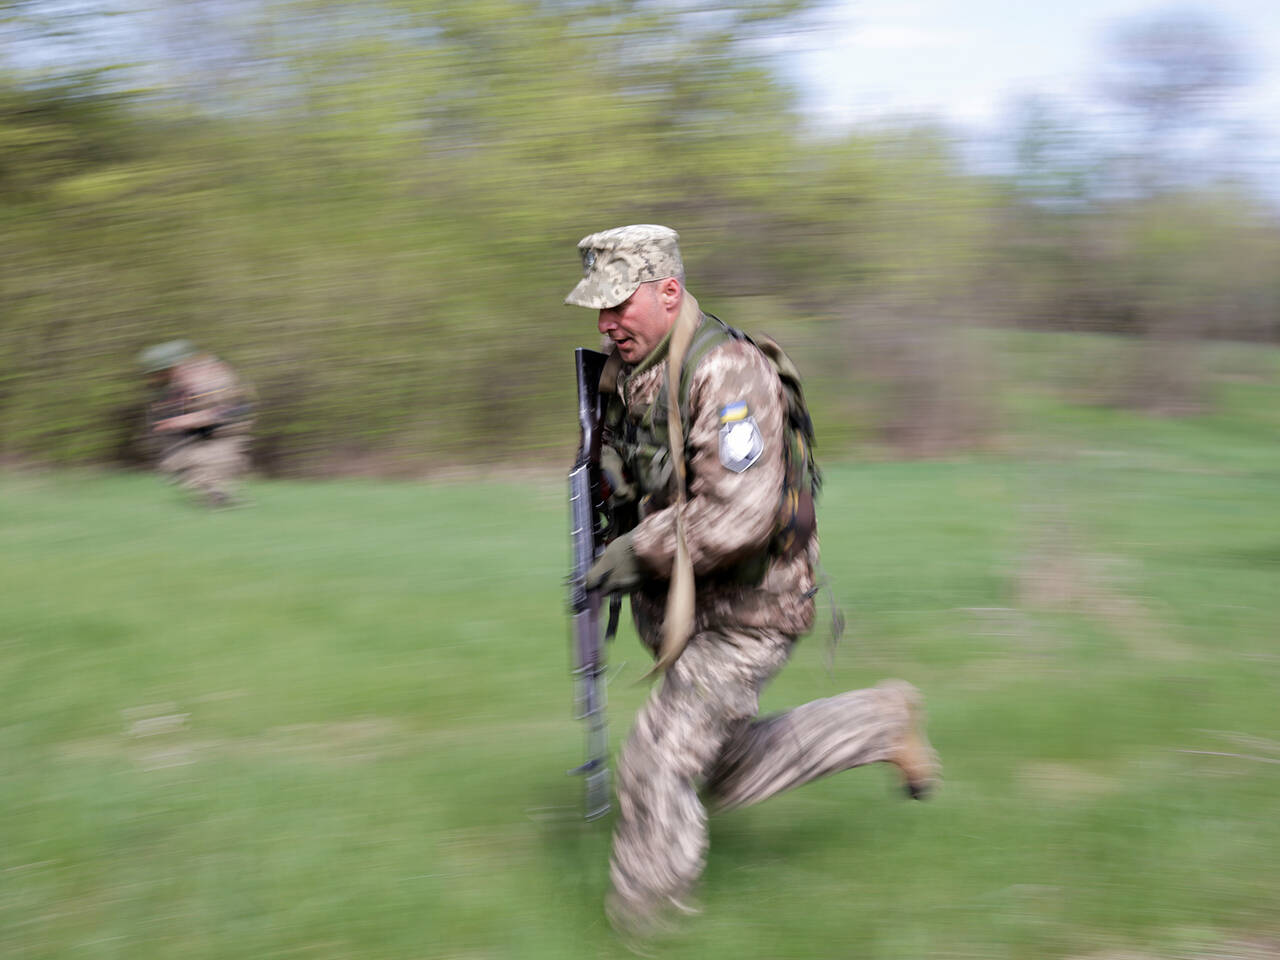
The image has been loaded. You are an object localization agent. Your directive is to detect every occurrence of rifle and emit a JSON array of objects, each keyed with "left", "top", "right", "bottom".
[
  {"left": 567, "top": 347, "right": 620, "bottom": 821},
  {"left": 144, "top": 393, "right": 188, "bottom": 460}
]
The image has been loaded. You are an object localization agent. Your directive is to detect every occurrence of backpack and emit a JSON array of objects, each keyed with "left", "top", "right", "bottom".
[
  {"left": 601, "top": 313, "right": 820, "bottom": 565},
  {"left": 677, "top": 314, "right": 821, "bottom": 560}
]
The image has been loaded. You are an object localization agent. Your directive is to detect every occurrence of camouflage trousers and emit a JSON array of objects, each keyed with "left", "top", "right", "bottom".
[
  {"left": 158, "top": 435, "right": 249, "bottom": 505},
  {"left": 608, "top": 625, "right": 923, "bottom": 933}
]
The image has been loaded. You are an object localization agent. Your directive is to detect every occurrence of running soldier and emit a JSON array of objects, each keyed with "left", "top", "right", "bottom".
[
  {"left": 138, "top": 340, "right": 254, "bottom": 507},
  {"left": 566, "top": 225, "right": 941, "bottom": 936}
]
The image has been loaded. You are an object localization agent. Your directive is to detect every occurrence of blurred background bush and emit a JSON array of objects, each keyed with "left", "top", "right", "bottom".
[{"left": 1, "top": 0, "right": 1276, "bottom": 475}]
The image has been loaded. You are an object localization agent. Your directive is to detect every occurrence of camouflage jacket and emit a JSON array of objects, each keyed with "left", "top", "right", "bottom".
[
  {"left": 151, "top": 355, "right": 253, "bottom": 438},
  {"left": 605, "top": 313, "right": 817, "bottom": 640}
]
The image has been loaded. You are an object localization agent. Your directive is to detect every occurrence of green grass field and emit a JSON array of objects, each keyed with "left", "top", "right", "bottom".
[{"left": 4, "top": 337, "right": 1280, "bottom": 959}]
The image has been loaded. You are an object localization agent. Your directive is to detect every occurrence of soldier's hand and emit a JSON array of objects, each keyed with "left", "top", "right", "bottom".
[
  {"left": 600, "top": 446, "right": 636, "bottom": 504},
  {"left": 585, "top": 533, "right": 644, "bottom": 595}
]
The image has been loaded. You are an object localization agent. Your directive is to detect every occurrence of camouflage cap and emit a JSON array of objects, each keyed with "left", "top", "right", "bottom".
[
  {"left": 564, "top": 224, "right": 683, "bottom": 309},
  {"left": 138, "top": 339, "right": 196, "bottom": 374}
]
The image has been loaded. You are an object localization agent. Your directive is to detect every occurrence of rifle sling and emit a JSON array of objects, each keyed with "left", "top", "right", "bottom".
[
  {"left": 644, "top": 291, "right": 701, "bottom": 679},
  {"left": 599, "top": 349, "right": 623, "bottom": 396}
]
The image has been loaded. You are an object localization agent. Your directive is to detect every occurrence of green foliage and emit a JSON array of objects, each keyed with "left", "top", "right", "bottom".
[
  {"left": 1, "top": 0, "right": 858, "bottom": 470},
  {"left": 0, "top": 1, "right": 1278, "bottom": 471}
]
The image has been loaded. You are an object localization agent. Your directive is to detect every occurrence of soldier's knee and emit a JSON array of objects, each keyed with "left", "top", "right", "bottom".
[{"left": 875, "top": 678, "right": 922, "bottom": 712}]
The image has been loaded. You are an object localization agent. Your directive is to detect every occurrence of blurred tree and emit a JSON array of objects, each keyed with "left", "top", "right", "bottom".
[
  {"left": 970, "top": 10, "right": 1278, "bottom": 419},
  {"left": 1008, "top": 95, "right": 1098, "bottom": 209},
  {"left": 2, "top": 0, "right": 1276, "bottom": 470},
  {"left": 803, "top": 125, "right": 1002, "bottom": 456},
  {"left": 0, "top": 0, "right": 845, "bottom": 470},
  {"left": 1099, "top": 8, "right": 1252, "bottom": 194},
  {"left": 987, "top": 96, "right": 1129, "bottom": 335},
  {"left": 1089, "top": 11, "right": 1265, "bottom": 413}
]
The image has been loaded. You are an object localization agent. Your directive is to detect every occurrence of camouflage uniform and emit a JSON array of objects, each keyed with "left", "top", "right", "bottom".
[
  {"left": 145, "top": 347, "right": 253, "bottom": 506},
  {"left": 566, "top": 226, "right": 939, "bottom": 935}
]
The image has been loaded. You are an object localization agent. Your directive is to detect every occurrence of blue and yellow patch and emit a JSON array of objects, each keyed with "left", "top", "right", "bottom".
[{"left": 718, "top": 406, "right": 764, "bottom": 473}]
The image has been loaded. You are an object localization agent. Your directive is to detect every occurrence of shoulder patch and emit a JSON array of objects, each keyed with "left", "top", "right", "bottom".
[
  {"left": 719, "top": 414, "right": 764, "bottom": 473},
  {"left": 719, "top": 401, "right": 749, "bottom": 423}
]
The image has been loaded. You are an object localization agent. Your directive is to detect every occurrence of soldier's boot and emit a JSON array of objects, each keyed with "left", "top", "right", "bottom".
[{"left": 880, "top": 680, "right": 940, "bottom": 800}]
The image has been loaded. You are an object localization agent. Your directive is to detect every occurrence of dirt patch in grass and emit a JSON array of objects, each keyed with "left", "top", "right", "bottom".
[
  {"left": 60, "top": 708, "right": 412, "bottom": 771},
  {"left": 1018, "top": 761, "right": 1123, "bottom": 802},
  {"left": 1015, "top": 520, "right": 1194, "bottom": 662}
]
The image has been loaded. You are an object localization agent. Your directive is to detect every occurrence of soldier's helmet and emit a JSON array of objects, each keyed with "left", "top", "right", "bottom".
[{"left": 138, "top": 340, "right": 197, "bottom": 374}]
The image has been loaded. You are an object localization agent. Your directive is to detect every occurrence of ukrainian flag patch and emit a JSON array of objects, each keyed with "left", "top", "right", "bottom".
[
  {"left": 719, "top": 411, "right": 764, "bottom": 473},
  {"left": 718, "top": 401, "right": 750, "bottom": 423}
]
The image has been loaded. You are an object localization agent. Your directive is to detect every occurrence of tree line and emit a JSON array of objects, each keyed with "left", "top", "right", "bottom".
[{"left": 1, "top": 1, "right": 1276, "bottom": 472}]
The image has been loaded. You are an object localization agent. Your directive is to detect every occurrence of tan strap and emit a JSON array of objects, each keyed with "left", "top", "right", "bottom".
[
  {"left": 644, "top": 291, "right": 701, "bottom": 679},
  {"left": 598, "top": 349, "right": 623, "bottom": 395}
]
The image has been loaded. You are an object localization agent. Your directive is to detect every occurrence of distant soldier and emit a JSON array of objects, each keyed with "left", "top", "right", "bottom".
[
  {"left": 566, "top": 225, "right": 941, "bottom": 936},
  {"left": 138, "top": 340, "right": 254, "bottom": 507}
]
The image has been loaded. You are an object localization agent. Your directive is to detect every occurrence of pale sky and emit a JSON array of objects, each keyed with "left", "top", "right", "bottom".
[{"left": 784, "top": 0, "right": 1280, "bottom": 133}]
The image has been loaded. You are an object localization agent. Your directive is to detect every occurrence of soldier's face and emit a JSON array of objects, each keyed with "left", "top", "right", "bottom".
[{"left": 597, "top": 280, "right": 676, "bottom": 364}]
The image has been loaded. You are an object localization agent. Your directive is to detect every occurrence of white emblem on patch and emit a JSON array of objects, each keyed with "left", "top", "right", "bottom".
[
  {"left": 582, "top": 249, "right": 597, "bottom": 273},
  {"left": 719, "top": 416, "right": 764, "bottom": 473}
]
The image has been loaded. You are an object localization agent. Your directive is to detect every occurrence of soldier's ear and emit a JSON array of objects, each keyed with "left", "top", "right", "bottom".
[{"left": 658, "top": 276, "right": 682, "bottom": 311}]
